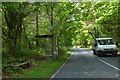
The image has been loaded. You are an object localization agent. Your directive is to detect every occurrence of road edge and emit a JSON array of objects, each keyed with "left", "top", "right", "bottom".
[{"left": 50, "top": 52, "right": 73, "bottom": 79}]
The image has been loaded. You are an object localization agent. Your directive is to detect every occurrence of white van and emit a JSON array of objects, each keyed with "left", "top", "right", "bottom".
[{"left": 92, "top": 38, "right": 118, "bottom": 57}]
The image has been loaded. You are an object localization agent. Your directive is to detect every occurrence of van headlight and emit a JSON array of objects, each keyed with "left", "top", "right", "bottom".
[{"left": 112, "top": 47, "right": 117, "bottom": 50}]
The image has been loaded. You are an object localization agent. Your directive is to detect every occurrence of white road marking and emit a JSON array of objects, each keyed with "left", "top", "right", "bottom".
[
  {"left": 50, "top": 52, "right": 73, "bottom": 79},
  {"left": 99, "top": 59, "right": 120, "bottom": 71}
]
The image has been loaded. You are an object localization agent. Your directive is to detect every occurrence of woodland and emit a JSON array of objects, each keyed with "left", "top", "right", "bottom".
[{"left": 1, "top": 2, "right": 120, "bottom": 78}]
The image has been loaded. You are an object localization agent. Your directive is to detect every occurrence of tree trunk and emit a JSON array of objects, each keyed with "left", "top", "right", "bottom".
[
  {"left": 8, "top": 30, "right": 16, "bottom": 55},
  {"left": 94, "top": 27, "right": 99, "bottom": 38},
  {"left": 50, "top": 2, "right": 57, "bottom": 60},
  {"left": 17, "top": 18, "right": 23, "bottom": 50},
  {"left": 36, "top": 11, "right": 39, "bottom": 48},
  {"left": 118, "top": 2, "right": 120, "bottom": 42}
]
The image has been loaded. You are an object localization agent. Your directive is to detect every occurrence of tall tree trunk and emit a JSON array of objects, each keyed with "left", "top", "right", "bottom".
[
  {"left": 18, "top": 18, "right": 23, "bottom": 50},
  {"left": 3, "top": 8, "right": 16, "bottom": 55},
  {"left": 118, "top": 2, "right": 120, "bottom": 43},
  {"left": 7, "top": 15, "right": 23, "bottom": 54},
  {"left": 8, "top": 30, "right": 16, "bottom": 55},
  {"left": 94, "top": 27, "right": 99, "bottom": 38},
  {"left": 23, "top": 26, "right": 32, "bottom": 49},
  {"left": 51, "top": 2, "right": 54, "bottom": 59},
  {"left": 50, "top": 2, "right": 57, "bottom": 60},
  {"left": 36, "top": 11, "right": 39, "bottom": 48}
]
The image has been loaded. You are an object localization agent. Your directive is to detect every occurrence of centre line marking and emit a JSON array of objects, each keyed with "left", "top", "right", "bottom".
[{"left": 99, "top": 59, "right": 120, "bottom": 71}]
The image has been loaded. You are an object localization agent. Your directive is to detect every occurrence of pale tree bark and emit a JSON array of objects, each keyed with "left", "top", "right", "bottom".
[{"left": 36, "top": 11, "right": 39, "bottom": 48}]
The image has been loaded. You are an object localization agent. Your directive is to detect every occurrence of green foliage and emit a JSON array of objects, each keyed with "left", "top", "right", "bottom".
[
  {"left": 72, "top": 2, "right": 119, "bottom": 47},
  {"left": 11, "top": 50, "right": 71, "bottom": 78},
  {"left": 2, "top": 2, "right": 119, "bottom": 51},
  {"left": 2, "top": 2, "right": 119, "bottom": 49},
  {"left": 2, "top": 1, "right": 119, "bottom": 55},
  {"left": 2, "top": 2, "right": 120, "bottom": 78}
]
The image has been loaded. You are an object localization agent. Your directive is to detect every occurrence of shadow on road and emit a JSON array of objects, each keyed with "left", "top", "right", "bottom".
[{"left": 73, "top": 48, "right": 91, "bottom": 53}]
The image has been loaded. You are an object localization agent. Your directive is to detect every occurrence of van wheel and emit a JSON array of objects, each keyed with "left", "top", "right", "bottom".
[
  {"left": 113, "top": 54, "right": 117, "bottom": 57},
  {"left": 97, "top": 54, "right": 102, "bottom": 57}
]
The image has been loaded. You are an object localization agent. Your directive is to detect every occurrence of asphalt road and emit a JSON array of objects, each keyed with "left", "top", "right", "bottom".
[{"left": 51, "top": 48, "right": 120, "bottom": 80}]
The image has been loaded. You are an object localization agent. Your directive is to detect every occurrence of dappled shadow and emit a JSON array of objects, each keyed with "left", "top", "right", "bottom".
[
  {"left": 73, "top": 48, "right": 86, "bottom": 53},
  {"left": 73, "top": 48, "right": 92, "bottom": 53},
  {"left": 71, "top": 48, "right": 95, "bottom": 58}
]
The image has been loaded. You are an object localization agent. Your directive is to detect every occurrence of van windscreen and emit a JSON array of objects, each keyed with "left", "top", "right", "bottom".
[{"left": 97, "top": 39, "right": 114, "bottom": 45}]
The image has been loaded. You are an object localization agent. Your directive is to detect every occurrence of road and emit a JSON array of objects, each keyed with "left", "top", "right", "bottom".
[{"left": 51, "top": 48, "right": 120, "bottom": 80}]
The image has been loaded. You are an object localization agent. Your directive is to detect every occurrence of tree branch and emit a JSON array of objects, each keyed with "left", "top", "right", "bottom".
[{"left": 2, "top": 6, "right": 10, "bottom": 29}]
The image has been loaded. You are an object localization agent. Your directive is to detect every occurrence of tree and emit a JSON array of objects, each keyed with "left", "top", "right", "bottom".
[{"left": 2, "top": 2, "right": 34, "bottom": 54}]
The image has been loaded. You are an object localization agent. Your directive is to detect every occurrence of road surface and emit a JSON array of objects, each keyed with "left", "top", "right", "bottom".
[{"left": 51, "top": 48, "right": 120, "bottom": 80}]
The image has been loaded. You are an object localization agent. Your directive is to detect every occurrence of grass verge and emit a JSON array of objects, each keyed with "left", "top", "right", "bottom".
[{"left": 10, "top": 50, "right": 71, "bottom": 79}]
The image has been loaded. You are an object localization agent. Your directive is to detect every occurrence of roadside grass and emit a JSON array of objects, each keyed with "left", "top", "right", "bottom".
[{"left": 11, "top": 50, "right": 71, "bottom": 79}]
